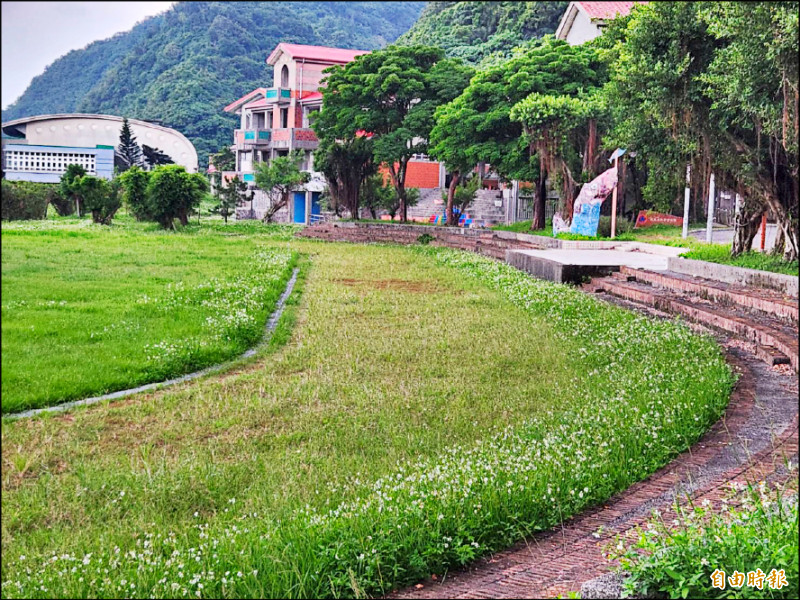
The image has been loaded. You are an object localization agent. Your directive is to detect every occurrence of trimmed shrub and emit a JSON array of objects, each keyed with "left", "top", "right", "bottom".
[{"left": 1, "top": 180, "right": 51, "bottom": 220}]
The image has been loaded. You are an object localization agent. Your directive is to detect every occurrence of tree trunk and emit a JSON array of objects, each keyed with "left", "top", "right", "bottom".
[
  {"left": 771, "top": 225, "right": 785, "bottom": 257},
  {"left": 731, "top": 210, "right": 763, "bottom": 256},
  {"left": 446, "top": 171, "right": 461, "bottom": 227},
  {"left": 531, "top": 168, "right": 547, "bottom": 230}
]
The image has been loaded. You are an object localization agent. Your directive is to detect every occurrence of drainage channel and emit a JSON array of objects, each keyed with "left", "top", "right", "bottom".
[{"left": 5, "top": 267, "right": 300, "bottom": 421}]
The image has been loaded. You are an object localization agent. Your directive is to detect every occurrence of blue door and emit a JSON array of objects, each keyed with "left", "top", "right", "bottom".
[
  {"left": 311, "top": 192, "right": 321, "bottom": 219},
  {"left": 293, "top": 191, "right": 306, "bottom": 224}
]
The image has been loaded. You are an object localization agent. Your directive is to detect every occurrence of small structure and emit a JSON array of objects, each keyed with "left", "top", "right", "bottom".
[
  {"left": 555, "top": 2, "right": 644, "bottom": 45},
  {"left": 1, "top": 114, "right": 198, "bottom": 183}
]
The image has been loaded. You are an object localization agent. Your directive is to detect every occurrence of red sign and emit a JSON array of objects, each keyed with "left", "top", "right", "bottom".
[{"left": 635, "top": 210, "right": 683, "bottom": 228}]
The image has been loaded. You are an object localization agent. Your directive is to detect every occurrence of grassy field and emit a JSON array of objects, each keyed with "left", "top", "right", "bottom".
[
  {"left": 1, "top": 217, "right": 298, "bottom": 413},
  {"left": 1, "top": 221, "right": 733, "bottom": 598}
]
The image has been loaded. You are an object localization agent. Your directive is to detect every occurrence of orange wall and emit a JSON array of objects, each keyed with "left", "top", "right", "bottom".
[{"left": 378, "top": 161, "right": 441, "bottom": 189}]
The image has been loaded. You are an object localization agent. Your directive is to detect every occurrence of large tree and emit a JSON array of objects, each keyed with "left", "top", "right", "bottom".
[
  {"left": 116, "top": 117, "right": 142, "bottom": 172},
  {"left": 699, "top": 1, "right": 798, "bottom": 260},
  {"left": 312, "top": 134, "right": 375, "bottom": 219},
  {"left": 602, "top": 1, "right": 798, "bottom": 260},
  {"left": 431, "top": 37, "right": 605, "bottom": 229},
  {"left": 142, "top": 145, "right": 174, "bottom": 169},
  {"left": 318, "top": 45, "right": 473, "bottom": 221}
]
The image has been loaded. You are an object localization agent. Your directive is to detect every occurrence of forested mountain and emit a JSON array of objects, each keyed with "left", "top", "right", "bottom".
[
  {"left": 396, "top": 1, "right": 567, "bottom": 66},
  {"left": 2, "top": 1, "right": 425, "bottom": 167}
]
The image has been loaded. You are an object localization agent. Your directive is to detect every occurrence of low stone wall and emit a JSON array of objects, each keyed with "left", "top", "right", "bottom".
[
  {"left": 668, "top": 257, "right": 799, "bottom": 298},
  {"left": 296, "top": 221, "right": 558, "bottom": 260}
]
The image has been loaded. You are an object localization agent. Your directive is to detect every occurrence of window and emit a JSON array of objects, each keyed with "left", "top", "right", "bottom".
[
  {"left": 280, "top": 64, "right": 289, "bottom": 88},
  {"left": 280, "top": 108, "right": 288, "bottom": 128},
  {"left": 3, "top": 149, "right": 96, "bottom": 174}
]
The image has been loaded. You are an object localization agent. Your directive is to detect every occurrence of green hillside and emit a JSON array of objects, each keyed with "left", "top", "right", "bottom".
[
  {"left": 396, "top": 1, "right": 567, "bottom": 65},
  {"left": 2, "top": 1, "right": 425, "bottom": 167}
]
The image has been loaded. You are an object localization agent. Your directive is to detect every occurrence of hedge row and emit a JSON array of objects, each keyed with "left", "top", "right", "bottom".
[{"left": 1, "top": 180, "right": 74, "bottom": 221}]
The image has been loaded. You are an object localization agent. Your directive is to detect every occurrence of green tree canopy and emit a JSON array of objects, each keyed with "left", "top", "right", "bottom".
[
  {"left": 602, "top": 1, "right": 798, "bottom": 259},
  {"left": 318, "top": 45, "right": 473, "bottom": 221},
  {"left": 142, "top": 145, "right": 175, "bottom": 169},
  {"left": 145, "top": 164, "right": 207, "bottom": 228}
]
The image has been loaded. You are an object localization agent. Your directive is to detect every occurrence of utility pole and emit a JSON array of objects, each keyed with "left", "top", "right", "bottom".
[
  {"left": 705, "top": 172, "right": 716, "bottom": 243},
  {"left": 610, "top": 154, "right": 620, "bottom": 239},
  {"left": 682, "top": 164, "right": 691, "bottom": 239}
]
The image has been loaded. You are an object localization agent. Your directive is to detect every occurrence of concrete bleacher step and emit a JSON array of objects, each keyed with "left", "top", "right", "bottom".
[
  {"left": 619, "top": 266, "right": 799, "bottom": 324},
  {"left": 593, "top": 278, "right": 798, "bottom": 372}
]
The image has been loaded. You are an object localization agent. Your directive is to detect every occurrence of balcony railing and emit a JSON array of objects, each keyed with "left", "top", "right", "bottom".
[
  {"left": 232, "top": 128, "right": 319, "bottom": 151},
  {"left": 265, "top": 87, "right": 292, "bottom": 102},
  {"left": 234, "top": 129, "right": 271, "bottom": 148}
]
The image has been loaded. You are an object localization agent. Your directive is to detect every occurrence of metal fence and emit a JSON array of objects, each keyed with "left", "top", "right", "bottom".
[{"left": 516, "top": 194, "right": 559, "bottom": 223}]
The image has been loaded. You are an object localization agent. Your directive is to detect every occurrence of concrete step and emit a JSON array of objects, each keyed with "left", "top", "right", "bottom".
[
  {"left": 619, "top": 266, "right": 799, "bottom": 324},
  {"left": 594, "top": 278, "right": 798, "bottom": 372}
]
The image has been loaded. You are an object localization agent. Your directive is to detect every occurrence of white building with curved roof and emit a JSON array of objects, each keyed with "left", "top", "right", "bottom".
[{"left": 2, "top": 113, "right": 198, "bottom": 183}]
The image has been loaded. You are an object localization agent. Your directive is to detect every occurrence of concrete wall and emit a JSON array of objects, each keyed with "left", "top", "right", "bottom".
[
  {"left": 668, "top": 257, "right": 799, "bottom": 298},
  {"left": 297, "top": 221, "right": 558, "bottom": 260}
]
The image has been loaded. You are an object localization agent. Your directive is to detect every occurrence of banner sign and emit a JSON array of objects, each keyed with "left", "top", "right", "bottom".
[
  {"left": 553, "top": 167, "right": 618, "bottom": 237},
  {"left": 635, "top": 210, "right": 683, "bottom": 228}
]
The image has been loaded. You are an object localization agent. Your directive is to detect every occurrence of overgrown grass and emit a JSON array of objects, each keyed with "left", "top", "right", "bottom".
[
  {"left": 1, "top": 219, "right": 298, "bottom": 412},
  {"left": 681, "top": 244, "right": 799, "bottom": 276},
  {"left": 611, "top": 477, "right": 799, "bottom": 599},
  {"left": 1, "top": 239, "right": 733, "bottom": 598}
]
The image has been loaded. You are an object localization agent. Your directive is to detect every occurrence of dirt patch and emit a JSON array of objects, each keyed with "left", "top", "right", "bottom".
[{"left": 333, "top": 278, "right": 444, "bottom": 293}]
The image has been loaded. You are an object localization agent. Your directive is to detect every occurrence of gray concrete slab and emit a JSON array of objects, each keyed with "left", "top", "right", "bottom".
[{"left": 512, "top": 249, "right": 671, "bottom": 270}]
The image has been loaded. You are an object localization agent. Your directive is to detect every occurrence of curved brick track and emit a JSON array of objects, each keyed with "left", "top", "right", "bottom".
[{"left": 390, "top": 345, "right": 799, "bottom": 599}]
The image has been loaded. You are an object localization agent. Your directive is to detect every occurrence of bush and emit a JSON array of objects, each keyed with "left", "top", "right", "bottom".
[
  {"left": 1, "top": 180, "right": 51, "bottom": 220},
  {"left": 597, "top": 215, "right": 633, "bottom": 237},
  {"left": 47, "top": 186, "right": 75, "bottom": 216},
  {"left": 59, "top": 164, "right": 88, "bottom": 216},
  {"left": 145, "top": 165, "right": 208, "bottom": 229},
  {"left": 75, "top": 175, "right": 121, "bottom": 225},
  {"left": 118, "top": 165, "right": 152, "bottom": 221},
  {"left": 611, "top": 480, "right": 799, "bottom": 599}
]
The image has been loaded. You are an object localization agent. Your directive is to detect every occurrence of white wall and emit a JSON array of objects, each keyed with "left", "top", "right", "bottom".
[{"left": 565, "top": 9, "right": 601, "bottom": 46}]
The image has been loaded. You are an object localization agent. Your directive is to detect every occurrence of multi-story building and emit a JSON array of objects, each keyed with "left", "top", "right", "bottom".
[{"left": 223, "top": 43, "right": 370, "bottom": 222}]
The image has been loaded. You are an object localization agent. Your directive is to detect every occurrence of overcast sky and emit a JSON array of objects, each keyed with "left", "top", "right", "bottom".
[{"left": 1, "top": 1, "right": 175, "bottom": 109}]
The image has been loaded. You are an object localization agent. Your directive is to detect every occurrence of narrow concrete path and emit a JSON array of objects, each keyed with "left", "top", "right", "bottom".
[
  {"left": 4, "top": 268, "right": 300, "bottom": 421},
  {"left": 390, "top": 346, "right": 798, "bottom": 599}
]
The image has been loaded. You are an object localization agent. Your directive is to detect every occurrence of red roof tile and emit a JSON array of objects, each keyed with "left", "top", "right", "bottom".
[
  {"left": 223, "top": 88, "right": 266, "bottom": 113},
  {"left": 243, "top": 97, "right": 270, "bottom": 110},
  {"left": 577, "top": 1, "right": 642, "bottom": 20},
  {"left": 267, "top": 43, "right": 369, "bottom": 66},
  {"left": 301, "top": 91, "right": 323, "bottom": 103}
]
